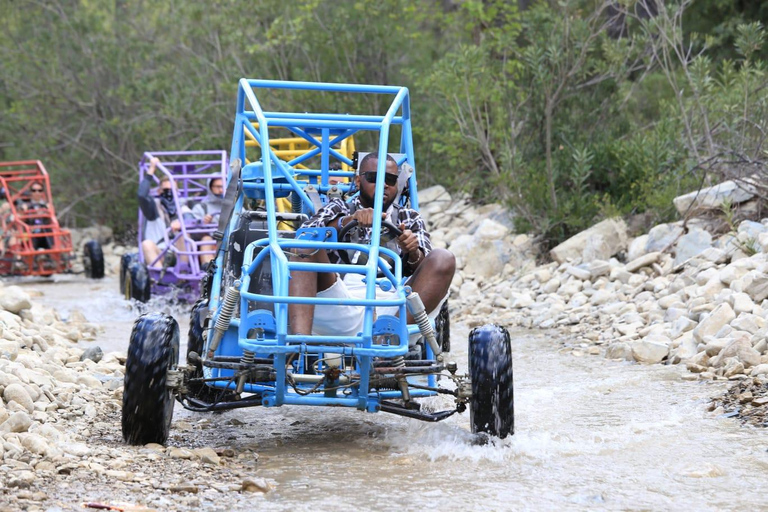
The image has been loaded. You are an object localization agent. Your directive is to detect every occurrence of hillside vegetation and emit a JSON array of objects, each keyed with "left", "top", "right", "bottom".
[{"left": 1, "top": 0, "right": 767, "bottom": 247}]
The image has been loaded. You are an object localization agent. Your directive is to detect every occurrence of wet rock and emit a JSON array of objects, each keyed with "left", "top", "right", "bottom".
[
  {"left": 605, "top": 341, "right": 633, "bottom": 361},
  {"left": 241, "top": 477, "right": 273, "bottom": 493},
  {"left": 80, "top": 346, "right": 103, "bottom": 363},
  {"left": 631, "top": 336, "right": 670, "bottom": 364}
]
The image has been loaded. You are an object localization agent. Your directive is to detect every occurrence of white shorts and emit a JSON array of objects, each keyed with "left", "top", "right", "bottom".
[{"left": 311, "top": 273, "right": 446, "bottom": 339}]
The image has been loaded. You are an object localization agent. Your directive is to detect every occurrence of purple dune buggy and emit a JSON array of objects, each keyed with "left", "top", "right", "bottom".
[{"left": 121, "top": 151, "right": 227, "bottom": 303}]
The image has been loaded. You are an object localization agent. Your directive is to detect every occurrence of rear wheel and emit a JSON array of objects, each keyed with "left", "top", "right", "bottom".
[
  {"left": 125, "top": 260, "right": 151, "bottom": 302},
  {"left": 468, "top": 324, "right": 514, "bottom": 439},
  {"left": 185, "top": 299, "right": 215, "bottom": 401},
  {"left": 119, "top": 253, "right": 137, "bottom": 295},
  {"left": 122, "top": 313, "right": 179, "bottom": 445},
  {"left": 83, "top": 240, "right": 105, "bottom": 279}
]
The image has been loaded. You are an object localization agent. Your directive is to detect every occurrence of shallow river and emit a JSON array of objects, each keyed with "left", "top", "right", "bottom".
[{"left": 10, "top": 275, "right": 768, "bottom": 511}]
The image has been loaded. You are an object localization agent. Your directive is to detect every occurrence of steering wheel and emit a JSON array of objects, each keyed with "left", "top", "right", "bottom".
[{"left": 337, "top": 218, "right": 403, "bottom": 265}]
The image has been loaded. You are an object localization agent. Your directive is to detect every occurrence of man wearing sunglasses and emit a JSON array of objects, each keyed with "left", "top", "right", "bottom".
[{"left": 289, "top": 152, "right": 455, "bottom": 339}]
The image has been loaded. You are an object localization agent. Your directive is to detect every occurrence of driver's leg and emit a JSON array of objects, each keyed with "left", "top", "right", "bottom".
[
  {"left": 288, "top": 248, "right": 337, "bottom": 335},
  {"left": 404, "top": 248, "right": 455, "bottom": 322},
  {"left": 142, "top": 239, "right": 162, "bottom": 269}
]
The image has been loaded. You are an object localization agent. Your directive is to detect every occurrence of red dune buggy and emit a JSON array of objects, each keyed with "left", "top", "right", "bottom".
[{"left": 0, "top": 160, "right": 104, "bottom": 278}]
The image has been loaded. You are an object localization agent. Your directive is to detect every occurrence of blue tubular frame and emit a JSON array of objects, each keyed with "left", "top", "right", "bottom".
[{"left": 207, "top": 79, "right": 436, "bottom": 410}]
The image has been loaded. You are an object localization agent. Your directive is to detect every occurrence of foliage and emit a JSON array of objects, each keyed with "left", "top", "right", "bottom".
[{"left": 0, "top": 0, "right": 767, "bottom": 249}]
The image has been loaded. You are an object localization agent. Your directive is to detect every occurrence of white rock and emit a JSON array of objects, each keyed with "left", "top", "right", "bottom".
[
  {"left": 2, "top": 384, "right": 34, "bottom": 414},
  {"left": 729, "top": 292, "right": 756, "bottom": 315},
  {"left": 474, "top": 218, "right": 510, "bottom": 241},
  {"left": 693, "top": 303, "right": 736, "bottom": 343},
  {"left": 566, "top": 266, "right": 592, "bottom": 281},
  {"left": 0, "top": 287, "right": 32, "bottom": 315},
  {"left": 673, "top": 179, "right": 756, "bottom": 215},
  {"left": 631, "top": 337, "right": 670, "bottom": 364},
  {"left": 626, "top": 252, "right": 661, "bottom": 273},
  {"left": 0, "top": 411, "right": 32, "bottom": 433},
  {"left": 549, "top": 218, "right": 628, "bottom": 263},
  {"left": 542, "top": 278, "right": 561, "bottom": 294},
  {"left": 711, "top": 337, "right": 761, "bottom": 368}
]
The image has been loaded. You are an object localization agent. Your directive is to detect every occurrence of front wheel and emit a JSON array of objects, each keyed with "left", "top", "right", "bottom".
[
  {"left": 83, "top": 240, "right": 105, "bottom": 279},
  {"left": 122, "top": 313, "right": 179, "bottom": 445},
  {"left": 468, "top": 324, "right": 514, "bottom": 439}
]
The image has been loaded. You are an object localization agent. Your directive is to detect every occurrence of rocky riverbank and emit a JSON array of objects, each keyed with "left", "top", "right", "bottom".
[
  {"left": 1, "top": 181, "right": 766, "bottom": 509},
  {"left": 419, "top": 183, "right": 768, "bottom": 427}
]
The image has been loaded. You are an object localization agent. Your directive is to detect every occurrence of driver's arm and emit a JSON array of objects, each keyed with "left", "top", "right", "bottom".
[{"left": 399, "top": 212, "right": 432, "bottom": 271}]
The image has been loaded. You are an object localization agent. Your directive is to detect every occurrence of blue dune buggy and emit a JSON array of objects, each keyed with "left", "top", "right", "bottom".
[{"left": 121, "top": 80, "right": 514, "bottom": 445}]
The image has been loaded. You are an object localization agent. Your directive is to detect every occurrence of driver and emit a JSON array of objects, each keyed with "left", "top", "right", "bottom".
[
  {"left": 138, "top": 157, "right": 191, "bottom": 268},
  {"left": 288, "top": 152, "right": 455, "bottom": 337}
]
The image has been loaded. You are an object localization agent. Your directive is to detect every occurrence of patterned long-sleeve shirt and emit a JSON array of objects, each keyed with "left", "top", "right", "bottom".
[{"left": 302, "top": 196, "right": 432, "bottom": 273}]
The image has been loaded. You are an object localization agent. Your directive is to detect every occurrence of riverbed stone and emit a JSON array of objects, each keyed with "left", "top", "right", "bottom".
[
  {"left": 0, "top": 411, "right": 32, "bottom": 433},
  {"left": 711, "top": 337, "right": 762, "bottom": 368},
  {"left": 693, "top": 303, "right": 736, "bottom": 343},
  {"left": 549, "top": 218, "right": 628, "bottom": 263},
  {"left": 0, "top": 287, "right": 32, "bottom": 315},
  {"left": 3, "top": 384, "right": 34, "bottom": 414},
  {"left": 631, "top": 336, "right": 670, "bottom": 364}
]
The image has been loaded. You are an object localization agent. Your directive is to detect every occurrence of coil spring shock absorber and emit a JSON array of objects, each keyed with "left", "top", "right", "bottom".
[
  {"left": 236, "top": 349, "right": 255, "bottom": 394},
  {"left": 406, "top": 291, "right": 443, "bottom": 362},
  {"left": 206, "top": 281, "right": 241, "bottom": 359}
]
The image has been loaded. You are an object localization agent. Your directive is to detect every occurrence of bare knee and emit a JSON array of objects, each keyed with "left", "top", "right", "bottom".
[{"left": 426, "top": 248, "right": 456, "bottom": 275}]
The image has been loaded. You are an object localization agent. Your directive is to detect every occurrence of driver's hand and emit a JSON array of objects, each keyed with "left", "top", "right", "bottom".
[
  {"left": 170, "top": 219, "right": 181, "bottom": 232},
  {"left": 397, "top": 223, "right": 419, "bottom": 254},
  {"left": 350, "top": 208, "right": 385, "bottom": 227}
]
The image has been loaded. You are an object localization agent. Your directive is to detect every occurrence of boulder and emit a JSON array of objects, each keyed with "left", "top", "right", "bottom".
[
  {"left": 0, "top": 287, "right": 32, "bottom": 315},
  {"left": 673, "top": 179, "right": 756, "bottom": 216},
  {"left": 631, "top": 336, "right": 670, "bottom": 364},
  {"left": 549, "top": 218, "right": 628, "bottom": 264}
]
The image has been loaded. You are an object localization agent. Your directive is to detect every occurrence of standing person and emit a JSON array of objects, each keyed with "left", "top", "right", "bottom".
[
  {"left": 191, "top": 177, "right": 225, "bottom": 267},
  {"left": 138, "top": 157, "right": 189, "bottom": 268},
  {"left": 288, "top": 152, "right": 455, "bottom": 337}
]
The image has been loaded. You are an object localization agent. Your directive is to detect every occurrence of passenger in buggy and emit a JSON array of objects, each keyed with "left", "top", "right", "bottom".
[
  {"left": 288, "top": 152, "right": 455, "bottom": 338},
  {"left": 190, "top": 177, "right": 224, "bottom": 267}
]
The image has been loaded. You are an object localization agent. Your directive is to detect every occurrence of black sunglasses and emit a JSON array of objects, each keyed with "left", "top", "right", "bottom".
[
  {"left": 31, "top": 188, "right": 44, "bottom": 192},
  {"left": 363, "top": 171, "right": 398, "bottom": 187}
]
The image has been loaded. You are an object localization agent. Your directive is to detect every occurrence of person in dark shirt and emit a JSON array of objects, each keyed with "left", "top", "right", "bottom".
[{"left": 288, "top": 152, "right": 455, "bottom": 337}]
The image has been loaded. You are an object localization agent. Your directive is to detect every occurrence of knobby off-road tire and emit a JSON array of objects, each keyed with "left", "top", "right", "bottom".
[
  {"left": 125, "top": 260, "right": 151, "bottom": 303},
  {"left": 185, "top": 298, "right": 218, "bottom": 402},
  {"left": 119, "top": 253, "right": 136, "bottom": 295},
  {"left": 83, "top": 240, "right": 105, "bottom": 279},
  {"left": 122, "top": 313, "right": 179, "bottom": 445},
  {"left": 468, "top": 324, "right": 514, "bottom": 439}
]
